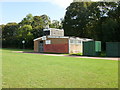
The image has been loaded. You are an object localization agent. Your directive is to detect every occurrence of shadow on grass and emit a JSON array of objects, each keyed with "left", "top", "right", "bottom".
[
  {"left": 23, "top": 51, "right": 119, "bottom": 58},
  {"left": 22, "top": 50, "right": 119, "bottom": 58},
  {"left": 70, "top": 52, "right": 119, "bottom": 58},
  {"left": 2, "top": 48, "right": 33, "bottom": 52}
]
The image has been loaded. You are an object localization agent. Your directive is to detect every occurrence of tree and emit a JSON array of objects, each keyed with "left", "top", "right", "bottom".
[
  {"left": 32, "top": 25, "right": 43, "bottom": 38},
  {"left": 107, "top": 1, "right": 120, "bottom": 42},
  {"left": 31, "top": 15, "right": 51, "bottom": 38},
  {"left": 90, "top": 2, "right": 120, "bottom": 42},
  {"left": 18, "top": 25, "right": 34, "bottom": 49},
  {"left": 40, "top": 14, "right": 51, "bottom": 28},
  {"left": 50, "top": 20, "right": 60, "bottom": 29},
  {"left": 2, "top": 23, "right": 18, "bottom": 40},
  {"left": 19, "top": 13, "right": 33, "bottom": 26},
  {"left": 63, "top": 1, "right": 119, "bottom": 41},
  {"left": 63, "top": 1, "right": 119, "bottom": 51},
  {"left": 101, "top": 18, "right": 119, "bottom": 42},
  {"left": 2, "top": 23, "right": 19, "bottom": 48},
  {"left": 2, "top": 14, "right": 52, "bottom": 49},
  {"left": 32, "top": 16, "right": 42, "bottom": 28},
  {"left": 18, "top": 25, "right": 33, "bottom": 40},
  {"left": 63, "top": 2, "right": 92, "bottom": 37},
  {"left": 0, "top": 24, "right": 5, "bottom": 39}
]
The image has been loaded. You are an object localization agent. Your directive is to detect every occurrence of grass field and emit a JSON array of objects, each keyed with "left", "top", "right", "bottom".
[{"left": 2, "top": 48, "right": 118, "bottom": 88}]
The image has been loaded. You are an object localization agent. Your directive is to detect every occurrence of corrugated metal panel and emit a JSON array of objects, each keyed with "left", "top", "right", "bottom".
[
  {"left": 83, "top": 41, "right": 101, "bottom": 56},
  {"left": 106, "top": 42, "right": 120, "bottom": 57}
]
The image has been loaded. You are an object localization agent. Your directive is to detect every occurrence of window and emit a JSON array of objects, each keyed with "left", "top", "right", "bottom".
[
  {"left": 70, "top": 40, "right": 74, "bottom": 44},
  {"left": 70, "top": 39, "right": 82, "bottom": 44},
  {"left": 76, "top": 40, "right": 81, "bottom": 44},
  {"left": 70, "top": 39, "right": 76, "bottom": 44},
  {"left": 43, "top": 31, "right": 50, "bottom": 36},
  {"left": 42, "top": 36, "right": 46, "bottom": 40},
  {"left": 45, "top": 40, "right": 51, "bottom": 44}
]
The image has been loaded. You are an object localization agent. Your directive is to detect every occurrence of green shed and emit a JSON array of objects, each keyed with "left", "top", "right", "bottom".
[
  {"left": 83, "top": 41, "right": 101, "bottom": 56},
  {"left": 106, "top": 42, "right": 120, "bottom": 57}
]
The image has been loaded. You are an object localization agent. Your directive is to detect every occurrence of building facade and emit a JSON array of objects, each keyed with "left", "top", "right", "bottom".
[{"left": 34, "top": 28, "right": 93, "bottom": 54}]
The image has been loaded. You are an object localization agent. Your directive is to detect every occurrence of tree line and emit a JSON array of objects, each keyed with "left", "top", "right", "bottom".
[
  {"left": 1, "top": 14, "right": 62, "bottom": 49},
  {"left": 1, "top": 1, "right": 120, "bottom": 49},
  {"left": 63, "top": 1, "right": 120, "bottom": 50}
]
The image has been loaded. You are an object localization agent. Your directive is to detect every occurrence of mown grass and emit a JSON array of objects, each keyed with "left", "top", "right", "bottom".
[{"left": 2, "top": 48, "right": 118, "bottom": 88}]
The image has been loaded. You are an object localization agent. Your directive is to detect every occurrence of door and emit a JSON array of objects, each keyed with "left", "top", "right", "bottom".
[{"left": 39, "top": 41, "right": 44, "bottom": 52}]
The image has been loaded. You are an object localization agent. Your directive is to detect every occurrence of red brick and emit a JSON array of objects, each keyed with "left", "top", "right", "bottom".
[{"left": 44, "top": 44, "right": 69, "bottom": 53}]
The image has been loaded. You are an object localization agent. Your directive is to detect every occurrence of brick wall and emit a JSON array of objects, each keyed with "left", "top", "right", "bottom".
[
  {"left": 47, "top": 38, "right": 68, "bottom": 44},
  {"left": 44, "top": 44, "right": 69, "bottom": 53}
]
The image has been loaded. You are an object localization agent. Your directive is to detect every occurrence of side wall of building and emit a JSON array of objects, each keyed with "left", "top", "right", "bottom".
[
  {"left": 34, "top": 38, "right": 43, "bottom": 52},
  {"left": 69, "top": 44, "right": 83, "bottom": 53},
  {"left": 44, "top": 38, "right": 69, "bottom": 53},
  {"left": 50, "top": 29, "right": 64, "bottom": 36},
  {"left": 69, "top": 39, "right": 83, "bottom": 54},
  {"left": 34, "top": 40, "right": 39, "bottom": 52},
  {"left": 44, "top": 44, "right": 69, "bottom": 53}
]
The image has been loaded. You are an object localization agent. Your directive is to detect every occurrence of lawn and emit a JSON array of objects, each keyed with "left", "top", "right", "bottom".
[{"left": 2, "top": 48, "right": 118, "bottom": 88}]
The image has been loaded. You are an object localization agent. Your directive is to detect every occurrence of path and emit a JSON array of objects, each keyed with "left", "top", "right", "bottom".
[{"left": 12, "top": 51, "right": 119, "bottom": 61}]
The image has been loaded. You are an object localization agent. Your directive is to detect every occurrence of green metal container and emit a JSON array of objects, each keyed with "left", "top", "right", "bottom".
[
  {"left": 83, "top": 41, "right": 101, "bottom": 56},
  {"left": 106, "top": 42, "right": 120, "bottom": 57}
]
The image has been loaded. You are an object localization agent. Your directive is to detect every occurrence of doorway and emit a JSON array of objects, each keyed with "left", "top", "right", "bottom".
[{"left": 39, "top": 41, "right": 44, "bottom": 52}]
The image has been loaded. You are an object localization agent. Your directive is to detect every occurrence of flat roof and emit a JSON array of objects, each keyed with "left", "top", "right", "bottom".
[
  {"left": 43, "top": 28, "right": 64, "bottom": 31},
  {"left": 69, "top": 37, "right": 93, "bottom": 41},
  {"left": 48, "top": 36, "right": 69, "bottom": 39},
  {"left": 33, "top": 37, "right": 42, "bottom": 41},
  {"left": 34, "top": 36, "right": 93, "bottom": 41}
]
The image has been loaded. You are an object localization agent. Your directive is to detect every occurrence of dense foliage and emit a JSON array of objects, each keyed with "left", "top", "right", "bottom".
[
  {"left": 63, "top": 1, "right": 120, "bottom": 42},
  {"left": 1, "top": 14, "right": 62, "bottom": 49}
]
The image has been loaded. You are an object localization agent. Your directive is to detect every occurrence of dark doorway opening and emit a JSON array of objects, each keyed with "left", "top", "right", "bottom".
[{"left": 39, "top": 41, "right": 44, "bottom": 52}]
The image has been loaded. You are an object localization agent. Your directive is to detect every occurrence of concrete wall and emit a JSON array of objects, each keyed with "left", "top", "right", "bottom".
[
  {"left": 50, "top": 29, "right": 64, "bottom": 36},
  {"left": 69, "top": 38, "right": 83, "bottom": 54},
  {"left": 69, "top": 44, "right": 83, "bottom": 53}
]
